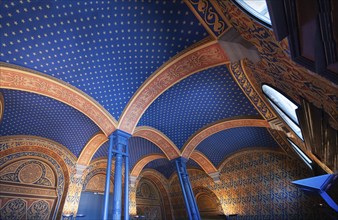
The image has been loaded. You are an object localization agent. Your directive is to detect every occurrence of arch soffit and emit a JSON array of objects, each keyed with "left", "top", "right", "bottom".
[
  {"left": 118, "top": 38, "right": 230, "bottom": 134},
  {"left": 0, "top": 63, "right": 117, "bottom": 136},
  {"left": 181, "top": 116, "right": 270, "bottom": 158},
  {"left": 133, "top": 126, "right": 180, "bottom": 160},
  {"left": 190, "top": 150, "right": 217, "bottom": 174},
  {"left": 77, "top": 132, "right": 108, "bottom": 166},
  {"left": 130, "top": 154, "right": 166, "bottom": 178}
]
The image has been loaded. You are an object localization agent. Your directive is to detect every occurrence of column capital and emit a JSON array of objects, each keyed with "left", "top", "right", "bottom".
[{"left": 110, "top": 129, "right": 132, "bottom": 146}]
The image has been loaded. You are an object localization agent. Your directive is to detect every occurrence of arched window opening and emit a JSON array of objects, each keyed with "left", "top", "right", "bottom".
[
  {"left": 233, "top": 0, "right": 271, "bottom": 26},
  {"left": 262, "top": 84, "right": 303, "bottom": 140},
  {"left": 287, "top": 139, "right": 313, "bottom": 169}
]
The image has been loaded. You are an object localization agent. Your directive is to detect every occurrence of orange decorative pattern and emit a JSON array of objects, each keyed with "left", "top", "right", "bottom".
[
  {"left": 130, "top": 154, "right": 166, "bottom": 178},
  {"left": 0, "top": 63, "right": 117, "bottom": 135},
  {"left": 77, "top": 132, "right": 108, "bottom": 166},
  {"left": 228, "top": 60, "right": 276, "bottom": 120},
  {"left": 0, "top": 135, "right": 77, "bottom": 167},
  {"left": 190, "top": 151, "right": 217, "bottom": 174},
  {"left": 181, "top": 117, "right": 270, "bottom": 158},
  {"left": 133, "top": 126, "right": 180, "bottom": 160},
  {"left": 118, "top": 41, "right": 229, "bottom": 134},
  {"left": 218, "top": 0, "right": 338, "bottom": 128},
  {"left": 184, "top": 0, "right": 231, "bottom": 39}
]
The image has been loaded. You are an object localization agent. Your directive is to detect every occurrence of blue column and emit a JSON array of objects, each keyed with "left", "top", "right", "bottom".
[
  {"left": 175, "top": 158, "right": 201, "bottom": 220},
  {"left": 112, "top": 130, "right": 131, "bottom": 220},
  {"left": 102, "top": 130, "right": 131, "bottom": 220},
  {"left": 112, "top": 142, "right": 123, "bottom": 219},
  {"left": 124, "top": 143, "right": 129, "bottom": 220},
  {"left": 103, "top": 134, "right": 114, "bottom": 220}
]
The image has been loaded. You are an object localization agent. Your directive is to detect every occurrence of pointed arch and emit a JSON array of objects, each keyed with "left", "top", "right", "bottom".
[
  {"left": 118, "top": 39, "right": 230, "bottom": 134},
  {"left": 190, "top": 151, "right": 218, "bottom": 174},
  {"left": 130, "top": 154, "right": 166, "bottom": 178},
  {"left": 133, "top": 126, "right": 180, "bottom": 160},
  {"left": 181, "top": 116, "right": 270, "bottom": 158},
  {"left": 77, "top": 132, "right": 108, "bottom": 166}
]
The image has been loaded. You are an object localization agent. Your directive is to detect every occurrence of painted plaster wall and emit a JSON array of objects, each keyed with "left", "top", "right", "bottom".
[{"left": 170, "top": 151, "right": 317, "bottom": 220}]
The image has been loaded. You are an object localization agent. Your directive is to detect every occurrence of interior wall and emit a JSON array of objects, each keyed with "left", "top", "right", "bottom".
[
  {"left": 136, "top": 178, "right": 164, "bottom": 220},
  {"left": 0, "top": 158, "right": 59, "bottom": 220},
  {"left": 169, "top": 150, "right": 318, "bottom": 219}
]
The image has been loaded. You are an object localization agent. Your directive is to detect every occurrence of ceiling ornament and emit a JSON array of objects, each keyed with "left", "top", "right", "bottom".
[
  {"left": 0, "top": 63, "right": 117, "bottom": 135},
  {"left": 118, "top": 40, "right": 230, "bottom": 134},
  {"left": 184, "top": 0, "right": 232, "bottom": 39}
]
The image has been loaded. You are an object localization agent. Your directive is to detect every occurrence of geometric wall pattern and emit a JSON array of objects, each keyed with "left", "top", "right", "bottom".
[{"left": 169, "top": 150, "right": 317, "bottom": 219}]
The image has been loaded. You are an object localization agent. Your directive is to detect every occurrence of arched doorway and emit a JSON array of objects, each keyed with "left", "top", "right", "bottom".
[
  {"left": 136, "top": 177, "right": 165, "bottom": 220},
  {"left": 194, "top": 187, "right": 223, "bottom": 219}
]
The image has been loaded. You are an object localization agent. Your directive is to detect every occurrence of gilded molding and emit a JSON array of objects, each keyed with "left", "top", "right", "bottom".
[
  {"left": 184, "top": 0, "right": 231, "bottom": 39},
  {"left": 130, "top": 154, "right": 166, "bottom": 178},
  {"left": 77, "top": 132, "right": 108, "bottom": 166},
  {"left": 133, "top": 126, "right": 181, "bottom": 160},
  {"left": 0, "top": 183, "right": 57, "bottom": 198},
  {"left": 190, "top": 150, "right": 217, "bottom": 174},
  {"left": 0, "top": 135, "right": 77, "bottom": 167},
  {"left": 181, "top": 116, "right": 270, "bottom": 158},
  {"left": 118, "top": 41, "right": 229, "bottom": 134},
  {"left": 228, "top": 60, "right": 276, "bottom": 120},
  {"left": 0, "top": 63, "right": 117, "bottom": 135},
  {"left": 0, "top": 92, "right": 3, "bottom": 123}
]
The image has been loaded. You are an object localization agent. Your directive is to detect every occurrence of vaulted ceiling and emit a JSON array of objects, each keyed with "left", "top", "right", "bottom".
[{"left": 1, "top": 0, "right": 335, "bottom": 178}]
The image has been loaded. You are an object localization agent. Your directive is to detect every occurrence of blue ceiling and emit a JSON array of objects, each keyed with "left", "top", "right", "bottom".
[
  {"left": 144, "top": 158, "right": 201, "bottom": 179},
  {"left": 196, "top": 127, "right": 279, "bottom": 167},
  {"left": 0, "top": 0, "right": 285, "bottom": 179},
  {"left": 0, "top": 0, "right": 208, "bottom": 120},
  {"left": 138, "top": 65, "right": 260, "bottom": 148},
  {"left": 0, "top": 89, "right": 101, "bottom": 157},
  {"left": 93, "top": 136, "right": 164, "bottom": 168}
]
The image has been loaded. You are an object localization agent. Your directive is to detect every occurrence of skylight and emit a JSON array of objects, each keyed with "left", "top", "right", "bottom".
[
  {"left": 262, "top": 84, "right": 303, "bottom": 140},
  {"left": 234, "top": 0, "right": 271, "bottom": 25},
  {"left": 287, "top": 139, "right": 312, "bottom": 169}
]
